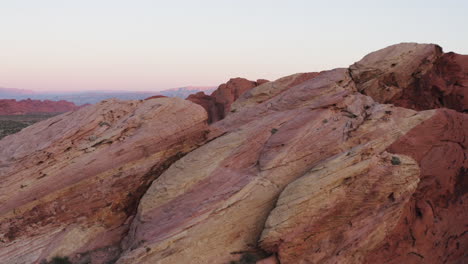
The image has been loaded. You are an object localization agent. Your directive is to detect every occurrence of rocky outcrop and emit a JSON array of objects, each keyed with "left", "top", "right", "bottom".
[
  {"left": 186, "top": 92, "right": 219, "bottom": 123},
  {"left": 210, "top": 78, "right": 261, "bottom": 117},
  {"left": 115, "top": 68, "right": 441, "bottom": 264},
  {"left": 187, "top": 78, "right": 269, "bottom": 123},
  {"left": 0, "top": 99, "right": 81, "bottom": 115},
  {"left": 0, "top": 98, "right": 208, "bottom": 264},
  {"left": 258, "top": 44, "right": 468, "bottom": 264},
  {"left": 259, "top": 109, "right": 468, "bottom": 264},
  {"left": 350, "top": 43, "right": 468, "bottom": 112},
  {"left": 116, "top": 44, "right": 466, "bottom": 264},
  {"left": 1, "top": 43, "right": 466, "bottom": 264}
]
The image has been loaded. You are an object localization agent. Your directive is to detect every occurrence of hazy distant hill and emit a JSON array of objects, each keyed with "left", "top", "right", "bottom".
[
  {"left": 0, "top": 87, "right": 36, "bottom": 97},
  {"left": 0, "top": 86, "right": 216, "bottom": 105}
]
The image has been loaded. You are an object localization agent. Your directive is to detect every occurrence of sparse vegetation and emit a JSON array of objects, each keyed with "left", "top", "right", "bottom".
[
  {"left": 0, "top": 120, "right": 29, "bottom": 139},
  {"left": 342, "top": 110, "right": 358, "bottom": 119},
  {"left": 270, "top": 128, "right": 278, "bottom": 134},
  {"left": 391, "top": 156, "right": 401, "bottom": 165},
  {"left": 0, "top": 114, "right": 58, "bottom": 139},
  {"left": 99, "top": 121, "right": 111, "bottom": 127}
]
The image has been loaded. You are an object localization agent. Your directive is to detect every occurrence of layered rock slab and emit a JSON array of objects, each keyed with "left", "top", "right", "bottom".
[
  {"left": 0, "top": 98, "right": 208, "bottom": 264},
  {"left": 116, "top": 68, "right": 434, "bottom": 264},
  {"left": 259, "top": 151, "right": 420, "bottom": 264}
]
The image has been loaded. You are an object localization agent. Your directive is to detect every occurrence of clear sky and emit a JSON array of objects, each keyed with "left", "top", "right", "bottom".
[{"left": 0, "top": 0, "right": 467, "bottom": 91}]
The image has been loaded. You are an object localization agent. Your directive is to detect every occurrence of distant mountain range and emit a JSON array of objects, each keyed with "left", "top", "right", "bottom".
[{"left": 0, "top": 86, "right": 216, "bottom": 105}]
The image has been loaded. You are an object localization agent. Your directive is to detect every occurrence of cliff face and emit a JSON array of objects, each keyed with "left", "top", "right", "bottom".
[
  {"left": 0, "top": 43, "right": 466, "bottom": 264},
  {"left": 0, "top": 99, "right": 81, "bottom": 115}
]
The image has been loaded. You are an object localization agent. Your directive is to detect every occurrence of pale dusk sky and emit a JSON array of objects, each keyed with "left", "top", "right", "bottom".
[{"left": 0, "top": 0, "right": 467, "bottom": 91}]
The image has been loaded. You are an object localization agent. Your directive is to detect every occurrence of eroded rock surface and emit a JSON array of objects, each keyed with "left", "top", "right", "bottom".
[
  {"left": 0, "top": 98, "right": 208, "bottom": 264},
  {"left": 350, "top": 43, "right": 468, "bottom": 112}
]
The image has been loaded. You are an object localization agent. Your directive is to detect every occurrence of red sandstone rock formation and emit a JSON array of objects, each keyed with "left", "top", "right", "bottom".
[
  {"left": 186, "top": 92, "right": 219, "bottom": 123},
  {"left": 0, "top": 43, "right": 466, "bottom": 264},
  {"left": 187, "top": 78, "right": 270, "bottom": 123},
  {"left": 0, "top": 99, "right": 81, "bottom": 115},
  {"left": 210, "top": 78, "right": 259, "bottom": 116}
]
